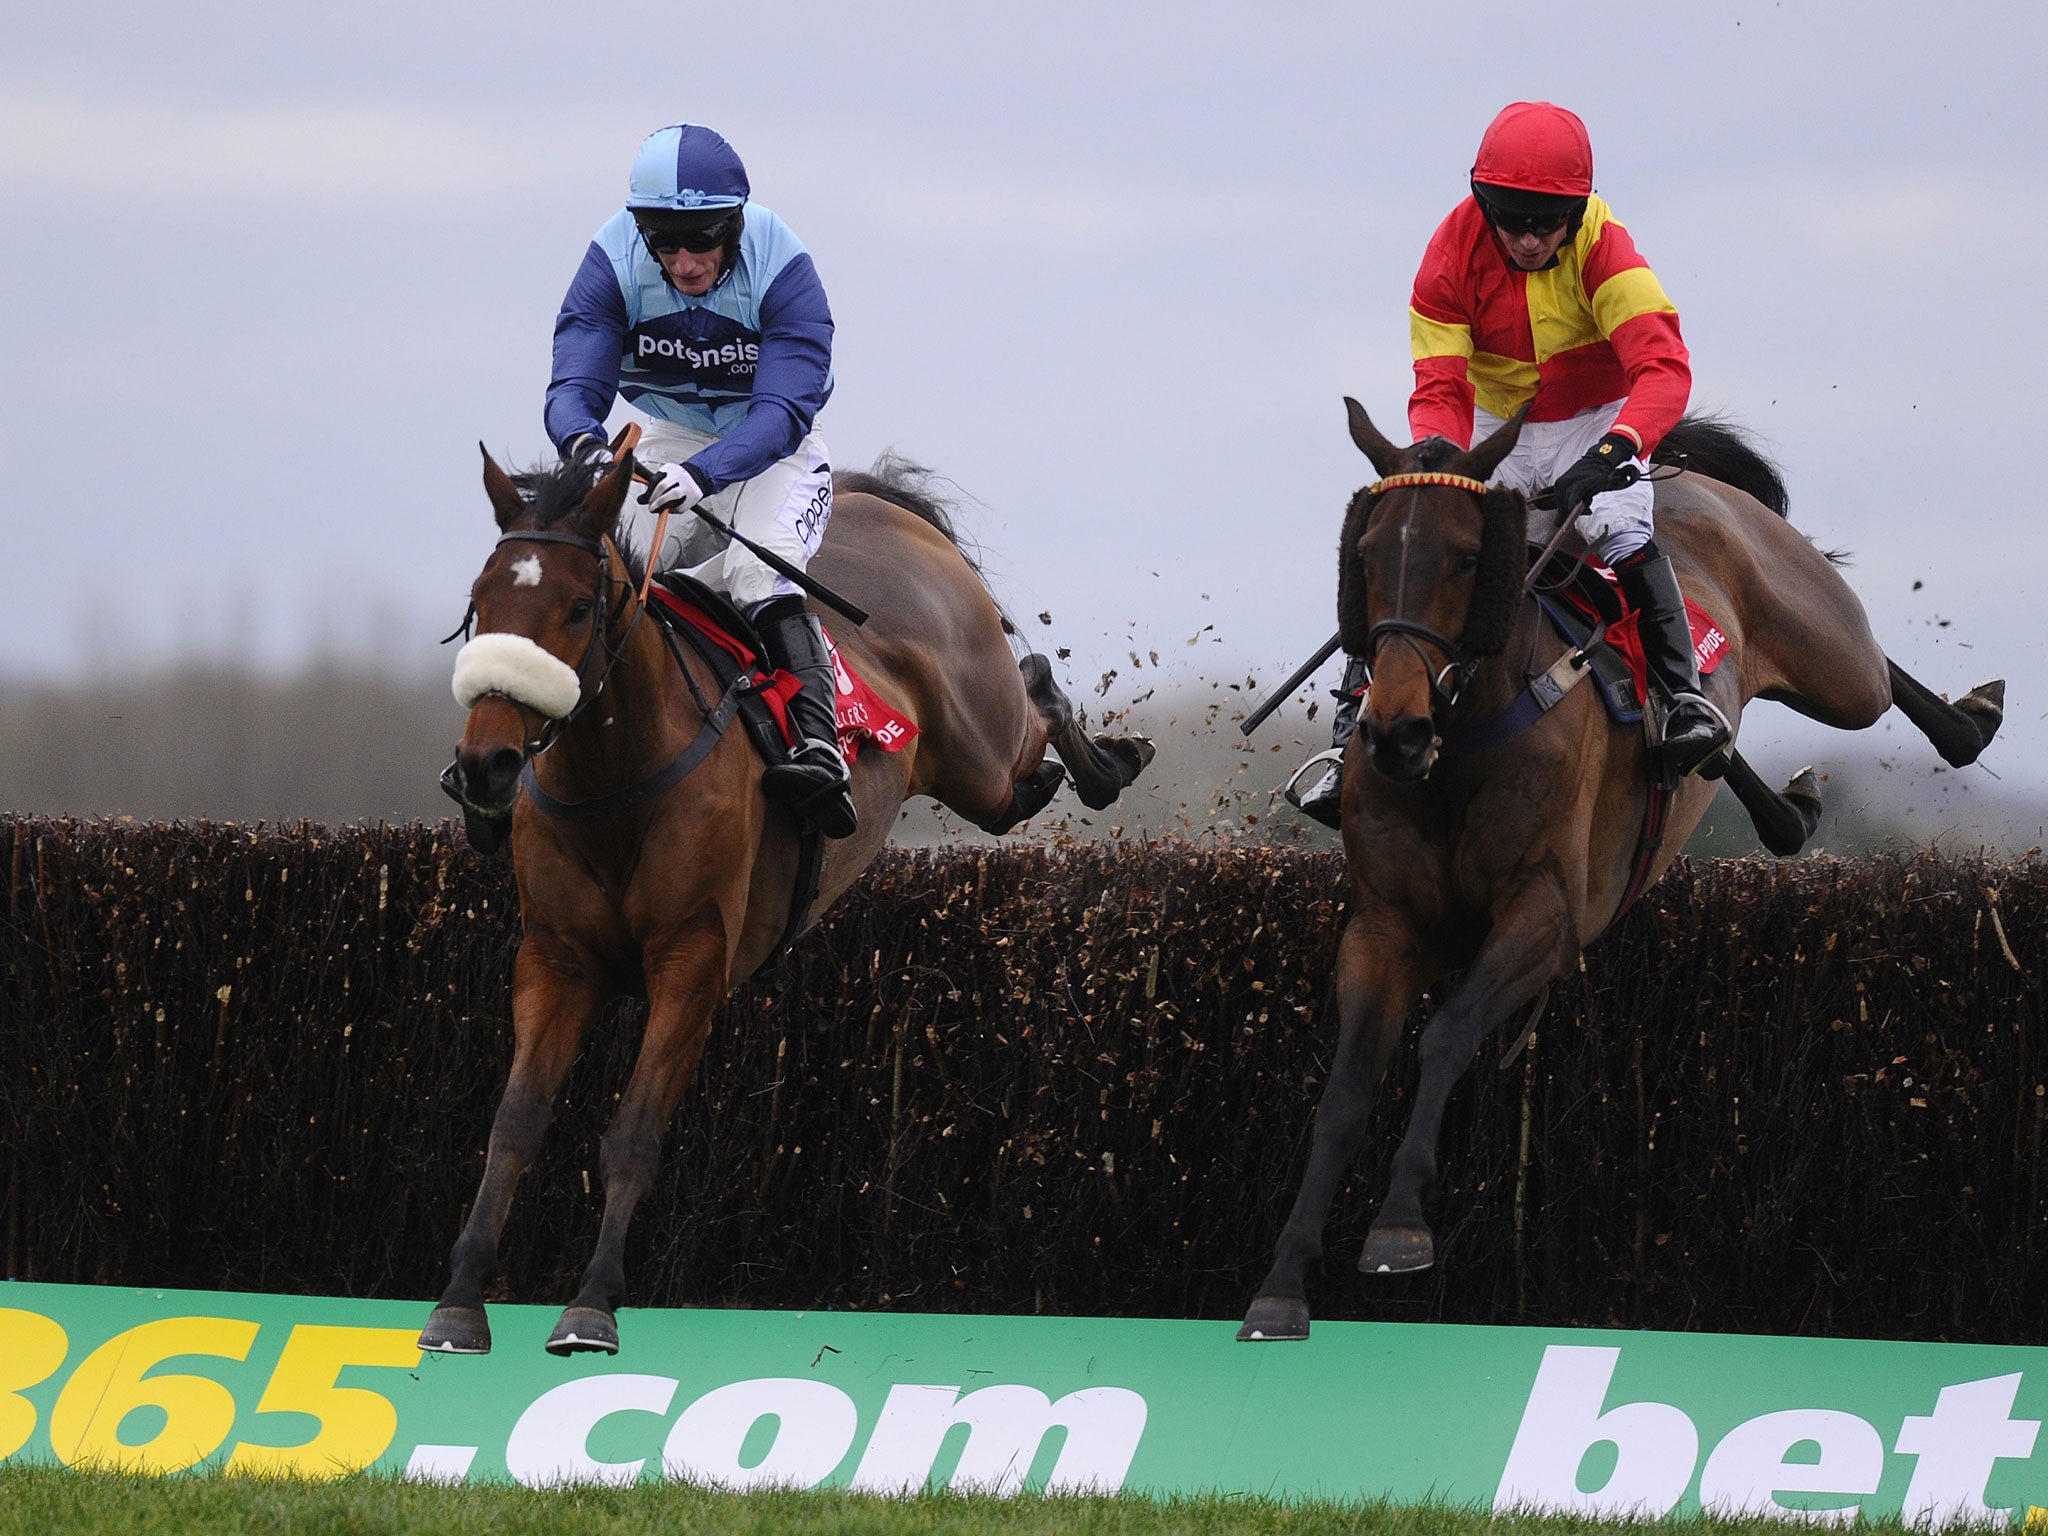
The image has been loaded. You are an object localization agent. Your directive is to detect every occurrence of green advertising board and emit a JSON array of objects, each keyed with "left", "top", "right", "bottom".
[{"left": 5, "top": 1281, "right": 2048, "bottom": 1522}]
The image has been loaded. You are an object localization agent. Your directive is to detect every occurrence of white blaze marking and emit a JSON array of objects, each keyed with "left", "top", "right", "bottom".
[{"left": 512, "top": 554, "right": 543, "bottom": 587}]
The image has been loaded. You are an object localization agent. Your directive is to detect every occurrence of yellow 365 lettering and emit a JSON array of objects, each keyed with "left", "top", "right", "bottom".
[
  {"left": 49, "top": 1316, "right": 258, "bottom": 1473},
  {"left": 226, "top": 1325, "right": 422, "bottom": 1479},
  {"left": 0, "top": 1310, "right": 70, "bottom": 1459}
]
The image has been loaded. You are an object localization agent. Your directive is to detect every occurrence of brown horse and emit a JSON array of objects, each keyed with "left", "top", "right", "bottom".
[
  {"left": 423, "top": 446, "right": 1151, "bottom": 1355},
  {"left": 1238, "top": 399, "right": 2003, "bottom": 1341}
]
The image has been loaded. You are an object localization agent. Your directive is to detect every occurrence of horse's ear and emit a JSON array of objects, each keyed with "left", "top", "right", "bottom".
[
  {"left": 577, "top": 450, "right": 634, "bottom": 539},
  {"left": 1343, "top": 397, "right": 1402, "bottom": 477},
  {"left": 1464, "top": 407, "right": 1528, "bottom": 482},
  {"left": 480, "top": 443, "right": 524, "bottom": 530}
]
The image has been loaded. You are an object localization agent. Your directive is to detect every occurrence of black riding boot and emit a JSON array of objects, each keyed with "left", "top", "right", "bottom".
[
  {"left": 1283, "top": 653, "right": 1371, "bottom": 829},
  {"left": 754, "top": 600, "right": 859, "bottom": 838},
  {"left": 1617, "top": 547, "right": 1731, "bottom": 777}
]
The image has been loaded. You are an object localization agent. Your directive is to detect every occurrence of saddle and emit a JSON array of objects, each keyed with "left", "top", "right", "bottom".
[
  {"left": 1527, "top": 548, "right": 1730, "bottom": 722},
  {"left": 644, "top": 573, "right": 806, "bottom": 766}
]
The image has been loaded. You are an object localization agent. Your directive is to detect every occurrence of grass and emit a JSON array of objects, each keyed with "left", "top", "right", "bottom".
[{"left": 0, "top": 1466, "right": 1945, "bottom": 1536}]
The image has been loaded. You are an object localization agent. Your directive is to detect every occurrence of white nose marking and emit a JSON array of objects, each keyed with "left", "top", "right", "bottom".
[{"left": 511, "top": 554, "right": 543, "bottom": 588}]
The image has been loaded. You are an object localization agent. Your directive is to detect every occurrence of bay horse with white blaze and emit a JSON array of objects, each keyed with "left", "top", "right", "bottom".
[
  {"left": 1239, "top": 398, "right": 2003, "bottom": 1341},
  {"left": 424, "top": 445, "right": 1151, "bottom": 1355}
]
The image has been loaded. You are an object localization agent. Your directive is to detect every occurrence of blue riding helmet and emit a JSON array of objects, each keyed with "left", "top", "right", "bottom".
[{"left": 627, "top": 124, "right": 749, "bottom": 212}]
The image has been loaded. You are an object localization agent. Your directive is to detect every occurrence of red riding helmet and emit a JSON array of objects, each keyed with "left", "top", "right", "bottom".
[{"left": 1470, "top": 101, "right": 1593, "bottom": 197}]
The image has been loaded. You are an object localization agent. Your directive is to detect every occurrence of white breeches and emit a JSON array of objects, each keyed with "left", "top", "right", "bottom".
[
  {"left": 634, "top": 420, "right": 833, "bottom": 612},
  {"left": 1472, "top": 399, "right": 1656, "bottom": 564}
]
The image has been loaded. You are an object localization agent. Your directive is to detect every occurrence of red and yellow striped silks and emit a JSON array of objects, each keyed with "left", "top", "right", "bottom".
[{"left": 1407, "top": 194, "right": 1690, "bottom": 457}]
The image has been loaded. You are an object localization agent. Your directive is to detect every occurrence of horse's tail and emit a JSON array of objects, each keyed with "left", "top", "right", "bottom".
[
  {"left": 834, "top": 453, "right": 1020, "bottom": 635},
  {"left": 1652, "top": 414, "right": 1791, "bottom": 519}
]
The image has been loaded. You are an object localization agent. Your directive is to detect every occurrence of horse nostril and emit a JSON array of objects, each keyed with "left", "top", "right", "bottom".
[
  {"left": 456, "top": 745, "right": 523, "bottom": 807},
  {"left": 1364, "top": 713, "right": 1437, "bottom": 778},
  {"left": 1391, "top": 716, "right": 1435, "bottom": 758},
  {"left": 477, "top": 746, "right": 523, "bottom": 800}
]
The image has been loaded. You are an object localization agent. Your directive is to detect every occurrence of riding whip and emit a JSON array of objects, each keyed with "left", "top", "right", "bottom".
[
  {"left": 629, "top": 464, "right": 871, "bottom": 627},
  {"left": 1240, "top": 630, "right": 1343, "bottom": 738}
]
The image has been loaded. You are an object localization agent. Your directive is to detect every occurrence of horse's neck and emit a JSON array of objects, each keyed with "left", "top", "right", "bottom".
[
  {"left": 549, "top": 607, "right": 702, "bottom": 789},
  {"left": 1459, "top": 594, "right": 1543, "bottom": 721}
]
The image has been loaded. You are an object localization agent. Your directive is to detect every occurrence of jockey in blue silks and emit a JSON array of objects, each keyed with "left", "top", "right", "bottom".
[{"left": 545, "top": 122, "right": 856, "bottom": 838}]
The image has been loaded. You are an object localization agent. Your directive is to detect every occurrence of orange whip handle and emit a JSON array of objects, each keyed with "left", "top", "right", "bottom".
[{"left": 601, "top": 422, "right": 665, "bottom": 606}]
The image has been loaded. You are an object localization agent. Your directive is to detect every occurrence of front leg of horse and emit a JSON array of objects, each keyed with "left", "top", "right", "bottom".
[
  {"left": 547, "top": 927, "right": 725, "bottom": 1356},
  {"left": 420, "top": 948, "right": 600, "bottom": 1355},
  {"left": 1239, "top": 918, "right": 1419, "bottom": 1342},
  {"left": 1364, "top": 877, "right": 1570, "bottom": 1276}
]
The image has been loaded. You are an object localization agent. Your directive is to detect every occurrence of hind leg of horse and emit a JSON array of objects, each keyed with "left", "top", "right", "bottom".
[
  {"left": 1239, "top": 916, "right": 1422, "bottom": 1341},
  {"left": 1885, "top": 662, "right": 2005, "bottom": 768},
  {"left": 1021, "top": 653, "right": 1154, "bottom": 811},
  {"left": 421, "top": 942, "right": 602, "bottom": 1354},
  {"left": 1724, "top": 752, "right": 1822, "bottom": 857},
  {"left": 1724, "top": 528, "right": 2003, "bottom": 762},
  {"left": 1365, "top": 874, "right": 1571, "bottom": 1274},
  {"left": 546, "top": 919, "right": 727, "bottom": 1355}
]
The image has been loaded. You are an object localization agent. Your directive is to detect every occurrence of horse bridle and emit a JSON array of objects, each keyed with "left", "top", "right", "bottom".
[
  {"left": 1359, "top": 470, "right": 1492, "bottom": 709},
  {"left": 451, "top": 527, "right": 643, "bottom": 757}
]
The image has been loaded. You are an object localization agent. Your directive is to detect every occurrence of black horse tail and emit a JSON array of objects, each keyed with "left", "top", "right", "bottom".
[{"left": 1652, "top": 414, "right": 1791, "bottom": 519}]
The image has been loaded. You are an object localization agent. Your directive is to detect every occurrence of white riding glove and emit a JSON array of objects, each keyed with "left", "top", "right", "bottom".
[{"left": 640, "top": 461, "right": 710, "bottom": 515}]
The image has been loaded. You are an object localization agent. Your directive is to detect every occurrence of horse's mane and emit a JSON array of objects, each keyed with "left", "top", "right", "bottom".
[
  {"left": 510, "top": 460, "right": 647, "bottom": 590},
  {"left": 1335, "top": 484, "right": 1528, "bottom": 660},
  {"left": 833, "top": 453, "right": 981, "bottom": 572},
  {"left": 1653, "top": 414, "right": 1790, "bottom": 519}
]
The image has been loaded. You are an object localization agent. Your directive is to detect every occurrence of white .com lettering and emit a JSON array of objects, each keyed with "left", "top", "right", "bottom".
[
  {"left": 636, "top": 335, "right": 761, "bottom": 370},
  {"left": 498, "top": 1373, "right": 1148, "bottom": 1493}
]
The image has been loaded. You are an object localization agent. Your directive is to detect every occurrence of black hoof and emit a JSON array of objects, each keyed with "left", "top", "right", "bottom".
[
  {"left": 546, "top": 1306, "right": 619, "bottom": 1356},
  {"left": 1237, "top": 1295, "right": 1311, "bottom": 1342},
  {"left": 1959, "top": 680, "right": 2005, "bottom": 746},
  {"left": 1360, "top": 1225, "right": 1434, "bottom": 1274},
  {"left": 418, "top": 1304, "right": 492, "bottom": 1355},
  {"left": 1104, "top": 733, "right": 1157, "bottom": 782}
]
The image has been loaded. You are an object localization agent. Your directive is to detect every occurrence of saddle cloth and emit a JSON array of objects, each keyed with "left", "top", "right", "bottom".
[
  {"left": 1539, "top": 556, "right": 1730, "bottom": 710},
  {"left": 646, "top": 580, "right": 919, "bottom": 763}
]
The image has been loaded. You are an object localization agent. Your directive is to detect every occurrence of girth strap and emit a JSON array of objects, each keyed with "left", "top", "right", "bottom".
[{"left": 1436, "top": 631, "right": 1599, "bottom": 757}]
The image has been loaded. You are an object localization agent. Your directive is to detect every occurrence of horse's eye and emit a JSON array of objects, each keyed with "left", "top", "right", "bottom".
[
  {"left": 567, "top": 598, "right": 595, "bottom": 625},
  {"left": 1457, "top": 551, "right": 1481, "bottom": 573}
]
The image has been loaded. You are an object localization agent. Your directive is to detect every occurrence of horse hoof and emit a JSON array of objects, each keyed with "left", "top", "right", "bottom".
[
  {"left": 1959, "top": 680, "right": 2005, "bottom": 743},
  {"left": 1360, "top": 1226, "right": 1434, "bottom": 1274},
  {"left": 418, "top": 1304, "right": 492, "bottom": 1355},
  {"left": 546, "top": 1306, "right": 619, "bottom": 1356},
  {"left": 1237, "top": 1295, "right": 1310, "bottom": 1342}
]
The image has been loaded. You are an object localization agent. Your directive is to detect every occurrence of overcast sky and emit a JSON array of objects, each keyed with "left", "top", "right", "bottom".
[{"left": 4, "top": 0, "right": 2044, "bottom": 838}]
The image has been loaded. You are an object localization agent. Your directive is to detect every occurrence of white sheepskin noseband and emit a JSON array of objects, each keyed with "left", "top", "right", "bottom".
[{"left": 451, "top": 632, "right": 582, "bottom": 719}]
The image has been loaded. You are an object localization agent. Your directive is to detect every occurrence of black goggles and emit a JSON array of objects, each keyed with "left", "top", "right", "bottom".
[
  {"left": 636, "top": 214, "right": 739, "bottom": 255},
  {"left": 1473, "top": 189, "right": 1580, "bottom": 239}
]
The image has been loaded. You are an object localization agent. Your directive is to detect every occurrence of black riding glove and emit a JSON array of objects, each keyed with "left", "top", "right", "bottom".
[
  {"left": 565, "top": 433, "right": 615, "bottom": 476},
  {"left": 1550, "top": 432, "right": 1640, "bottom": 515}
]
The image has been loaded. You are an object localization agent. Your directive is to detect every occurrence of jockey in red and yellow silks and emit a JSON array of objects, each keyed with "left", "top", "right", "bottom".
[
  {"left": 1406, "top": 192, "right": 1690, "bottom": 463},
  {"left": 1285, "top": 102, "right": 1730, "bottom": 828}
]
